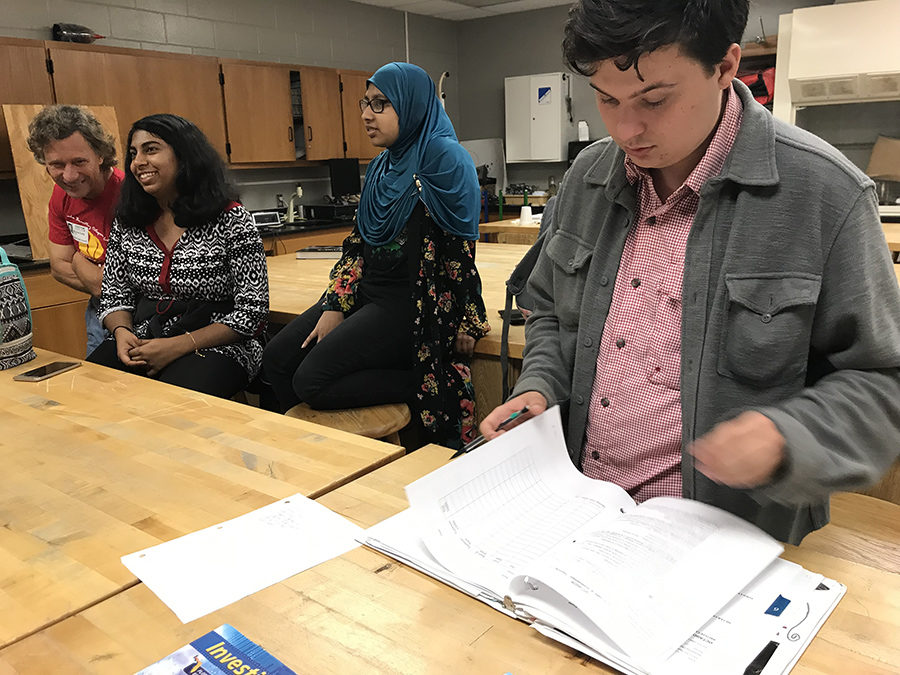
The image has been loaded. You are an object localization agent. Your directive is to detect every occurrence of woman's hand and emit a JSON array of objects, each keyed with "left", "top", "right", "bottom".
[
  {"left": 302, "top": 310, "right": 344, "bottom": 348},
  {"left": 114, "top": 328, "right": 147, "bottom": 367},
  {"left": 454, "top": 332, "right": 476, "bottom": 357},
  {"left": 128, "top": 336, "right": 191, "bottom": 377}
]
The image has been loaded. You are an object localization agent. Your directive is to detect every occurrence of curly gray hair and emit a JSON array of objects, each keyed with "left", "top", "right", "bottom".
[{"left": 26, "top": 104, "right": 117, "bottom": 169}]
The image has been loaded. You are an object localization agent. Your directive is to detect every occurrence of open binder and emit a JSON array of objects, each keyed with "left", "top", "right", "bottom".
[{"left": 363, "top": 407, "right": 845, "bottom": 674}]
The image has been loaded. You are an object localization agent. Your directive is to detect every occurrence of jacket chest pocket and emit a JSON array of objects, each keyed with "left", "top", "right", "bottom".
[
  {"left": 717, "top": 273, "right": 821, "bottom": 386},
  {"left": 545, "top": 231, "right": 593, "bottom": 328}
]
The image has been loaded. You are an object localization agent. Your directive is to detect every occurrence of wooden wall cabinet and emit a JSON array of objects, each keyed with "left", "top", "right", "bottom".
[
  {"left": 0, "top": 38, "right": 53, "bottom": 175},
  {"left": 338, "top": 69, "right": 381, "bottom": 162},
  {"left": 48, "top": 42, "right": 227, "bottom": 160},
  {"left": 221, "top": 61, "right": 296, "bottom": 163},
  {"left": 297, "top": 66, "right": 344, "bottom": 161},
  {"left": 221, "top": 62, "right": 362, "bottom": 164}
]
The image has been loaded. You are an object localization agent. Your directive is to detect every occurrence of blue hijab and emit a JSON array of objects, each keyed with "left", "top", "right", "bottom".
[{"left": 356, "top": 62, "right": 480, "bottom": 247}]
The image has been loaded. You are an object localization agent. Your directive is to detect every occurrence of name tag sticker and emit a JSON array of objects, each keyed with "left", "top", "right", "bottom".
[{"left": 67, "top": 221, "right": 89, "bottom": 244}]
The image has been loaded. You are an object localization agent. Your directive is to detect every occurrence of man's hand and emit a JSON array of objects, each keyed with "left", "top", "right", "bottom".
[
  {"left": 479, "top": 391, "right": 548, "bottom": 440},
  {"left": 454, "top": 333, "right": 476, "bottom": 357},
  {"left": 128, "top": 337, "right": 191, "bottom": 377},
  {"left": 114, "top": 328, "right": 146, "bottom": 368},
  {"left": 690, "top": 411, "right": 787, "bottom": 488},
  {"left": 302, "top": 310, "right": 344, "bottom": 348}
]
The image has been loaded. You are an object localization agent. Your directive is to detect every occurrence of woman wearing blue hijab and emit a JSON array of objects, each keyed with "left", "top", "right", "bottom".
[{"left": 263, "top": 62, "right": 490, "bottom": 449}]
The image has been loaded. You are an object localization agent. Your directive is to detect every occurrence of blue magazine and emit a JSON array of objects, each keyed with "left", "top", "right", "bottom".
[{"left": 135, "top": 624, "right": 296, "bottom": 675}]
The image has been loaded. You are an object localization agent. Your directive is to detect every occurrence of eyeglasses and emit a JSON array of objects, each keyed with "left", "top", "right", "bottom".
[{"left": 359, "top": 97, "right": 392, "bottom": 113}]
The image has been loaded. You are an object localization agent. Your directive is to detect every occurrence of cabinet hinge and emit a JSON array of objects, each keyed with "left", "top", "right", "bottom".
[
  {"left": 45, "top": 58, "right": 54, "bottom": 75},
  {"left": 225, "top": 142, "right": 232, "bottom": 156},
  {"left": 219, "top": 72, "right": 225, "bottom": 86}
]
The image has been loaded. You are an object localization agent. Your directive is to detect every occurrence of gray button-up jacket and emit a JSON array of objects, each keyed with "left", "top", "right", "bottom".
[{"left": 514, "top": 80, "right": 900, "bottom": 544}]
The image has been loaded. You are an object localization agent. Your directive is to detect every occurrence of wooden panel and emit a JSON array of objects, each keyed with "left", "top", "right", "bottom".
[
  {"left": 48, "top": 44, "right": 227, "bottom": 159},
  {"left": 471, "top": 354, "right": 521, "bottom": 427},
  {"left": 3, "top": 104, "right": 121, "bottom": 261},
  {"left": 298, "top": 66, "right": 344, "bottom": 161},
  {"left": 0, "top": 38, "right": 53, "bottom": 174},
  {"left": 21, "top": 267, "right": 89, "bottom": 307},
  {"left": 31, "top": 300, "right": 88, "bottom": 358},
  {"left": 339, "top": 69, "right": 381, "bottom": 161},
  {"left": 503, "top": 194, "right": 549, "bottom": 206},
  {"left": 497, "top": 230, "right": 538, "bottom": 245},
  {"left": 0, "top": 348, "right": 404, "bottom": 647},
  {"left": 862, "top": 457, "right": 900, "bottom": 506},
  {"left": 884, "top": 222, "right": 900, "bottom": 252},
  {"left": 261, "top": 224, "right": 352, "bottom": 257},
  {"left": 221, "top": 62, "right": 294, "bottom": 163}
]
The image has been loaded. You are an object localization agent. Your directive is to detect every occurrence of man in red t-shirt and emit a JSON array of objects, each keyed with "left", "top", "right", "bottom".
[{"left": 27, "top": 105, "right": 124, "bottom": 355}]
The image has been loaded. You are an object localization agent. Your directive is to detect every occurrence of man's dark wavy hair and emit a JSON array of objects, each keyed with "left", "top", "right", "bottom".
[
  {"left": 117, "top": 113, "right": 238, "bottom": 229},
  {"left": 563, "top": 0, "right": 749, "bottom": 78}
]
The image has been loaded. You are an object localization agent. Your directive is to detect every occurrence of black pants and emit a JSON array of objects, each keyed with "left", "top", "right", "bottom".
[
  {"left": 262, "top": 302, "right": 415, "bottom": 413},
  {"left": 87, "top": 339, "right": 248, "bottom": 399}
]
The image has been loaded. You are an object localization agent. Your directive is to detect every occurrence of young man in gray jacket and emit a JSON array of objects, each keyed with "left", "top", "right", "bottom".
[{"left": 480, "top": 0, "right": 900, "bottom": 543}]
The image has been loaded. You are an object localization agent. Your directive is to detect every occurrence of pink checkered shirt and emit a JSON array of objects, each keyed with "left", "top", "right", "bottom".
[{"left": 580, "top": 86, "right": 743, "bottom": 502}]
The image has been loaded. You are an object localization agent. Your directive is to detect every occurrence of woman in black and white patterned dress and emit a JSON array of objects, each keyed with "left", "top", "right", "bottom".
[{"left": 88, "top": 114, "right": 268, "bottom": 398}]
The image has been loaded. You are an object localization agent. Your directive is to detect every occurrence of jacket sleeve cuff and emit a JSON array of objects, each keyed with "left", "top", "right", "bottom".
[
  {"left": 751, "top": 407, "right": 843, "bottom": 504},
  {"left": 511, "top": 375, "right": 560, "bottom": 407}
]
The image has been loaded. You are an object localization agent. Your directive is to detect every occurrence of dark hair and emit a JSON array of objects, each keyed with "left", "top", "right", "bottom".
[
  {"left": 563, "top": 0, "right": 749, "bottom": 78},
  {"left": 117, "top": 114, "right": 238, "bottom": 229},
  {"left": 26, "top": 104, "right": 117, "bottom": 169}
]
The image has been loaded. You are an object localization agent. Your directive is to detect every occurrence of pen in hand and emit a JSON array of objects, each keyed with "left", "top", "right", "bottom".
[{"left": 450, "top": 406, "right": 530, "bottom": 459}]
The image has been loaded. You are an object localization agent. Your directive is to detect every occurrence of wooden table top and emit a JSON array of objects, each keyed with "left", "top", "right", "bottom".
[
  {"left": 4, "top": 444, "right": 898, "bottom": 674},
  {"left": 0, "top": 349, "right": 403, "bottom": 648},
  {"left": 267, "top": 242, "right": 530, "bottom": 359},
  {"left": 884, "top": 221, "right": 900, "bottom": 252},
  {"left": 479, "top": 217, "right": 541, "bottom": 236}
]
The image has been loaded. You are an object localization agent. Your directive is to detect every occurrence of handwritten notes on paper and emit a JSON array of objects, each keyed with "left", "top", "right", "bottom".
[{"left": 122, "top": 495, "right": 362, "bottom": 622}]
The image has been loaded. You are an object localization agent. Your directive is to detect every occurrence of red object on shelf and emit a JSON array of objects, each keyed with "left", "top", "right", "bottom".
[{"left": 739, "top": 67, "right": 776, "bottom": 106}]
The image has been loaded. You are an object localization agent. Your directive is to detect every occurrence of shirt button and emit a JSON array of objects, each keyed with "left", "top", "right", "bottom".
[
  {"left": 591, "top": 450, "right": 600, "bottom": 460},
  {"left": 575, "top": 395, "right": 584, "bottom": 405},
  {"left": 761, "top": 313, "right": 773, "bottom": 323},
  {"left": 600, "top": 275, "right": 609, "bottom": 286},
  {"left": 567, "top": 258, "right": 575, "bottom": 267},
  {"left": 631, "top": 278, "right": 641, "bottom": 288},
  {"left": 600, "top": 397, "right": 610, "bottom": 407},
  {"left": 646, "top": 216, "right": 656, "bottom": 225},
  {"left": 584, "top": 337, "right": 593, "bottom": 347},
  {"left": 616, "top": 338, "right": 625, "bottom": 349}
]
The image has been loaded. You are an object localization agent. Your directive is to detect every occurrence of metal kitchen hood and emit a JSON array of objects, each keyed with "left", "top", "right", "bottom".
[{"left": 786, "top": 0, "right": 900, "bottom": 104}]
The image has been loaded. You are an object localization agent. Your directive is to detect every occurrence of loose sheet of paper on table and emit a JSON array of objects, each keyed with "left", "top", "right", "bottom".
[{"left": 122, "top": 495, "right": 363, "bottom": 622}]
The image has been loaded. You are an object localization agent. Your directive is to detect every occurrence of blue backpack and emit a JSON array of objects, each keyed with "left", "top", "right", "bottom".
[{"left": 0, "top": 246, "right": 36, "bottom": 370}]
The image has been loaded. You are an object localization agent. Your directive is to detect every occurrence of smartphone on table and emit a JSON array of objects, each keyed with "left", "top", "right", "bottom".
[{"left": 13, "top": 361, "right": 81, "bottom": 382}]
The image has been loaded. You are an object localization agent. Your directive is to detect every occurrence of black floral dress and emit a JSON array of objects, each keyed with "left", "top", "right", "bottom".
[{"left": 321, "top": 204, "right": 490, "bottom": 448}]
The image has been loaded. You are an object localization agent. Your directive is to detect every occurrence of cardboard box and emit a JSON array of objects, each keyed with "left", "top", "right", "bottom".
[{"left": 866, "top": 135, "right": 900, "bottom": 182}]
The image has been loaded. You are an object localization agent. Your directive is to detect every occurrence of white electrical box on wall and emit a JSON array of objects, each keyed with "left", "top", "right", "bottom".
[{"left": 505, "top": 72, "right": 575, "bottom": 162}]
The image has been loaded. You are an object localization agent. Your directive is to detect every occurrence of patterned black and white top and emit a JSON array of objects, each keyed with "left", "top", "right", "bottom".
[{"left": 99, "top": 204, "right": 269, "bottom": 379}]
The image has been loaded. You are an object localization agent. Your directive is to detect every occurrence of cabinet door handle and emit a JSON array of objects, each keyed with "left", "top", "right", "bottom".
[
  {"left": 288, "top": 126, "right": 293, "bottom": 142},
  {"left": 307, "top": 126, "right": 313, "bottom": 142}
]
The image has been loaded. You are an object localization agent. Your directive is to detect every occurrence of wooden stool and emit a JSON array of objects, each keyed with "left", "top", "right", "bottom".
[{"left": 285, "top": 402, "right": 411, "bottom": 446}]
